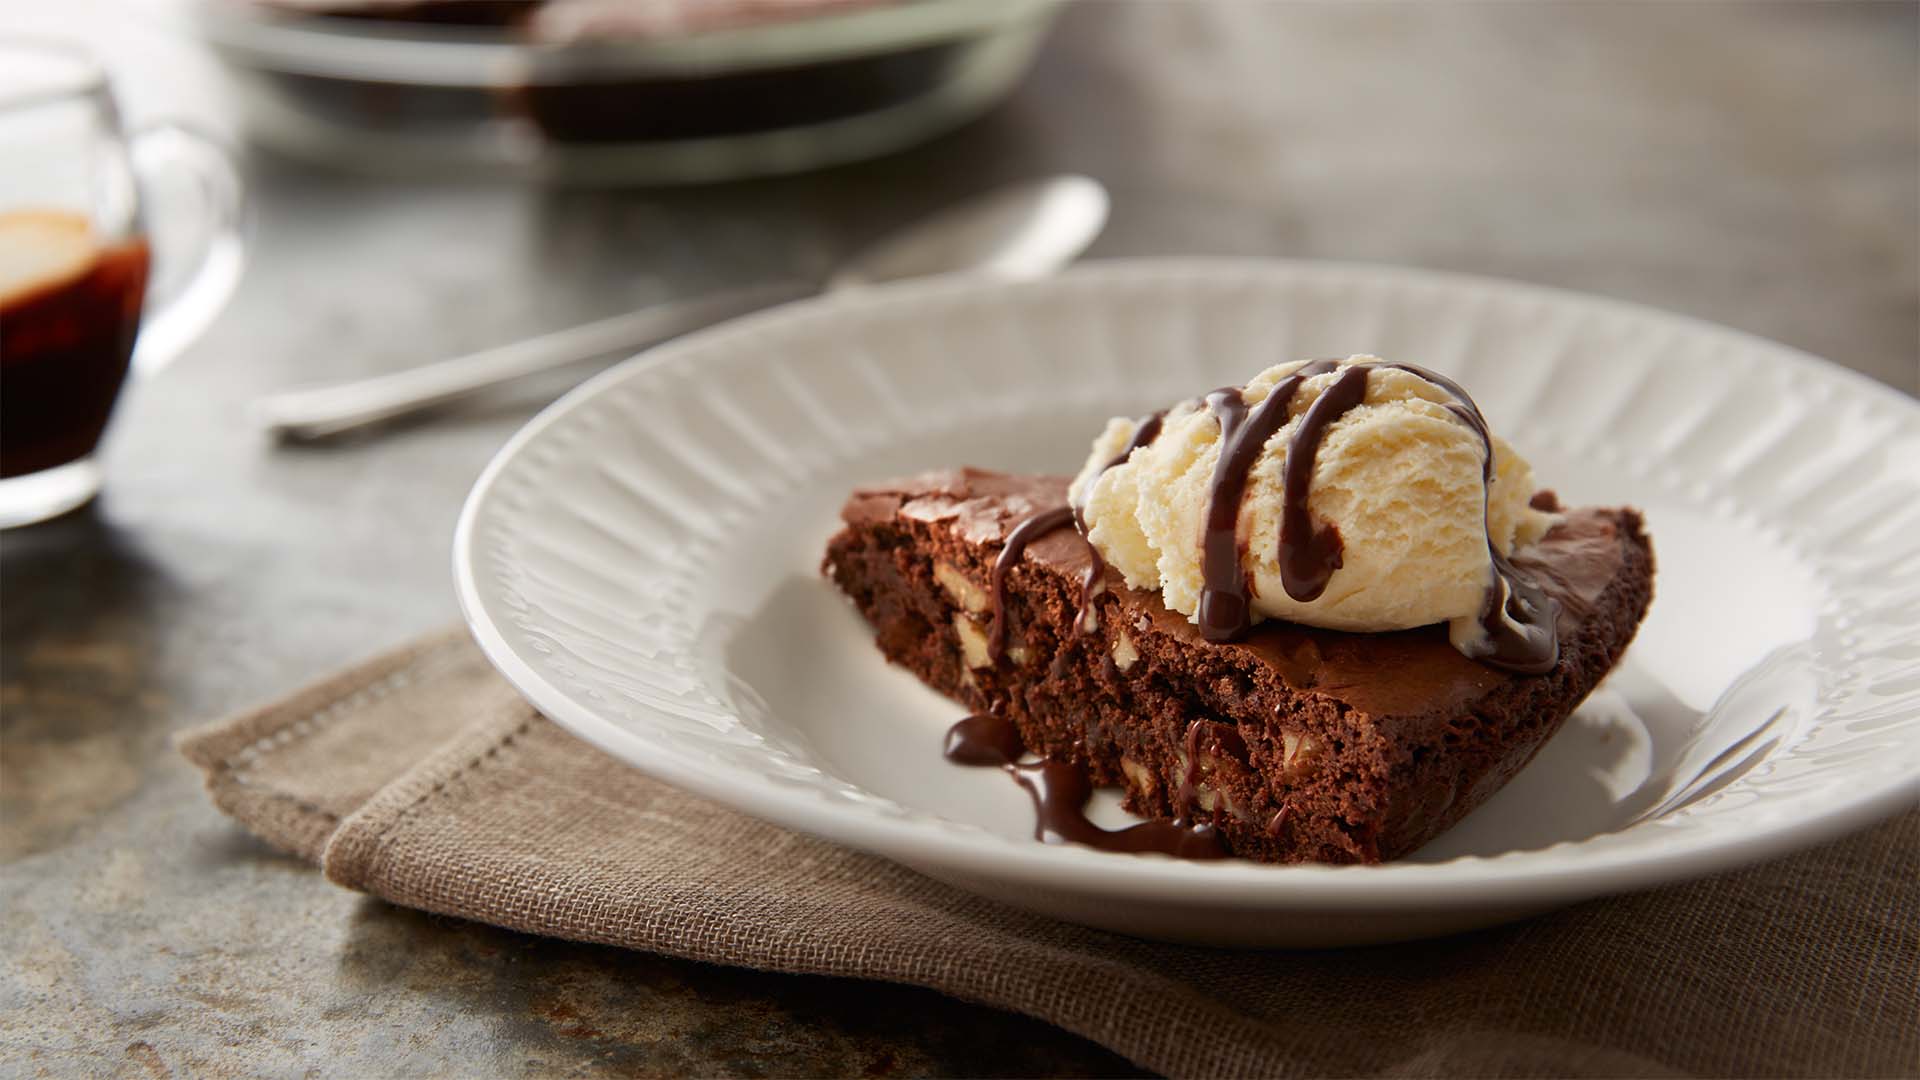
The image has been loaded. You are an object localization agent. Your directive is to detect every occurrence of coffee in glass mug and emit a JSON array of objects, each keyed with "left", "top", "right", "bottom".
[
  {"left": 0, "top": 41, "right": 242, "bottom": 527},
  {"left": 1, "top": 210, "right": 152, "bottom": 479}
]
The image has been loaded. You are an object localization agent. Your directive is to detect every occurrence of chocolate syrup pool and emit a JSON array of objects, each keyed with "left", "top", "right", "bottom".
[{"left": 943, "top": 713, "right": 1230, "bottom": 860}]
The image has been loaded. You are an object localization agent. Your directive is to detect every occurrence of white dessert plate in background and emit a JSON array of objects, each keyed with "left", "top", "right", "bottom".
[{"left": 454, "top": 259, "right": 1920, "bottom": 947}]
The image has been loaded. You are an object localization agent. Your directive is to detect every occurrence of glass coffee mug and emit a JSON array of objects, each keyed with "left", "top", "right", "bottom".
[{"left": 0, "top": 41, "right": 243, "bottom": 527}]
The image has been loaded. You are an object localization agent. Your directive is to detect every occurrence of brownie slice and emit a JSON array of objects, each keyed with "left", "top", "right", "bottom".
[{"left": 822, "top": 468, "right": 1655, "bottom": 864}]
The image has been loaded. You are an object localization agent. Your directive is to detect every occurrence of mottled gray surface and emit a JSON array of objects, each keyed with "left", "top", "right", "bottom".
[{"left": 2, "top": 2, "right": 1915, "bottom": 1076}]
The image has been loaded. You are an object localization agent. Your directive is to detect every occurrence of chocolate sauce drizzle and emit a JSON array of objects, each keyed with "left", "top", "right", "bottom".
[
  {"left": 1198, "top": 359, "right": 1559, "bottom": 673},
  {"left": 1196, "top": 359, "right": 1339, "bottom": 640},
  {"left": 1276, "top": 365, "right": 1367, "bottom": 602},
  {"left": 1173, "top": 719, "right": 1248, "bottom": 815},
  {"left": 942, "top": 712, "right": 1025, "bottom": 766},
  {"left": 943, "top": 713, "right": 1229, "bottom": 860},
  {"left": 1073, "top": 410, "right": 1171, "bottom": 634},
  {"left": 1068, "top": 508, "right": 1108, "bottom": 635},
  {"left": 987, "top": 411, "right": 1174, "bottom": 654},
  {"left": 1302, "top": 362, "right": 1559, "bottom": 673},
  {"left": 986, "top": 506, "right": 1077, "bottom": 662},
  {"left": 1099, "top": 409, "right": 1167, "bottom": 474}
]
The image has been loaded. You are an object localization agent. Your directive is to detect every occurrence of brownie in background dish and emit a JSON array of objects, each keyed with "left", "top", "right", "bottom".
[
  {"left": 248, "top": 0, "right": 883, "bottom": 36},
  {"left": 231, "top": 0, "right": 962, "bottom": 147}
]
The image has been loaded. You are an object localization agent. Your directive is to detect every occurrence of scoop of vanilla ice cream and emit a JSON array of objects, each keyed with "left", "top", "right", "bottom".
[{"left": 1069, "top": 356, "right": 1556, "bottom": 635}]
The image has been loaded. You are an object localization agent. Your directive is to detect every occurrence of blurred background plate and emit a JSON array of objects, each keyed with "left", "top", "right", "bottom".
[{"left": 190, "top": 0, "right": 1062, "bottom": 184}]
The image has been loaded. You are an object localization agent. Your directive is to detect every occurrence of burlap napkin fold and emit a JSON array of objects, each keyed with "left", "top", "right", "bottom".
[{"left": 178, "top": 628, "right": 1918, "bottom": 1079}]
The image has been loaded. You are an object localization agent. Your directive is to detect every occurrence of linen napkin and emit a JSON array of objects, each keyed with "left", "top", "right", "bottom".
[{"left": 178, "top": 627, "right": 1919, "bottom": 1079}]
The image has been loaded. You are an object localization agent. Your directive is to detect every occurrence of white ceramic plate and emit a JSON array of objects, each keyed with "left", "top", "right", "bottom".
[{"left": 454, "top": 259, "right": 1920, "bottom": 947}]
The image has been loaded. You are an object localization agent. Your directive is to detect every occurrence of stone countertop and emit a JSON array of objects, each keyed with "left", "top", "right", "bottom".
[{"left": 2, "top": 2, "right": 1914, "bottom": 1075}]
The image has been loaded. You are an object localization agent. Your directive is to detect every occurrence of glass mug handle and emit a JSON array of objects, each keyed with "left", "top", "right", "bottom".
[{"left": 126, "top": 123, "right": 245, "bottom": 376}]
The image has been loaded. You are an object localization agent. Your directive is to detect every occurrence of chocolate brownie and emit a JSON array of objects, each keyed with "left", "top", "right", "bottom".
[
  {"left": 822, "top": 468, "right": 1655, "bottom": 864},
  {"left": 243, "top": 0, "right": 953, "bottom": 147}
]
